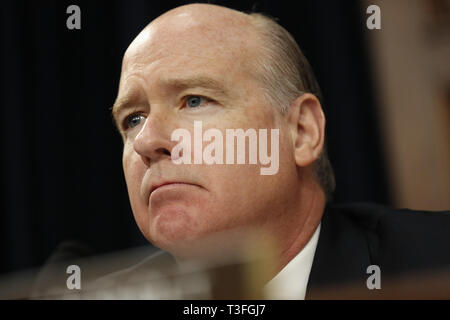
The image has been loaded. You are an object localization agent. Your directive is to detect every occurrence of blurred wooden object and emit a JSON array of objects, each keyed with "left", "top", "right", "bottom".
[{"left": 364, "top": 0, "right": 450, "bottom": 211}]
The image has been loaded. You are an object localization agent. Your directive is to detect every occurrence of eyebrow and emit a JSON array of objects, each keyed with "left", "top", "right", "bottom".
[
  {"left": 161, "top": 76, "right": 228, "bottom": 95},
  {"left": 111, "top": 76, "right": 228, "bottom": 127},
  {"left": 111, "top": 96, "right": 139, "bottom": 128}
]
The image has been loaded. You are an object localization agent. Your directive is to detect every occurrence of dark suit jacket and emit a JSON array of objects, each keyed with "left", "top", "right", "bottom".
[{"left": 305, "top": 202, "right": 450, "bottom": 299}]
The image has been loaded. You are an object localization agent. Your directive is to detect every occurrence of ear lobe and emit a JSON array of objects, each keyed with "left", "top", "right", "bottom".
[{"left": 288, "top": 93, "right": 325, "bottom": 168}]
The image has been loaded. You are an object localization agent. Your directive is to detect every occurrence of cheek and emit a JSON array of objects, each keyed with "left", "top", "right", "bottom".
[
  {"left": 199, "top": 110, "right": 294, "bottom": 207},
  {"left": 123, "top": 147, "right": 140, "bottom": 194},
  {"left": 122, "top": 147, "right": 150, "bottom": 235},
  {"left": 208, "top": 128, "right": 296, "bottom": 211},
  {"left": 199, "top": 164, "right": 270, "bottom": 222}
]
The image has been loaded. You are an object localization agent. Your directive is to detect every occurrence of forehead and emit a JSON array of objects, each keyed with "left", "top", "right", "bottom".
[
  {"left": 128, "top": 7, "right": 255, "bottom": 54},
  {"left": 120, "top": 8, "right": 260, "bottom": 84}
]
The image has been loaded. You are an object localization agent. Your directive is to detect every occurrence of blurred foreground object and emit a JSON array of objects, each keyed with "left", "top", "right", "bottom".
[{"left": 2, "top": 228, "right": 277, "bottom": 299}]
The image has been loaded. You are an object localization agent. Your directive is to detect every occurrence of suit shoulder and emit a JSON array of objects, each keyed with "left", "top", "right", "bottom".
[
  {"left": 327, "top": 202, "right": 450, "bottom": 274},
  {"left": 327, "top": 202, "right": 450, "bottom": 232}
]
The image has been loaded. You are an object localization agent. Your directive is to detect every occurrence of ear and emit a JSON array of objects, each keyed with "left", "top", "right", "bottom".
[{"left": 287, "top": 93, "right": 325, "bottom": 167}]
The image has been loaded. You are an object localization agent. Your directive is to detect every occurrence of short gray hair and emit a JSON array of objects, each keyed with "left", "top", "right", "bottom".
[{"left": 249, "top": 13, "right": 336, "bottom": 201}]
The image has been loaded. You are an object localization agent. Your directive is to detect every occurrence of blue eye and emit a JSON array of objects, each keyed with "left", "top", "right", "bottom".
[
  {"left": 126, "top": 114, "right": 145, "bottom": 129},
  {"left": 186, "top": 96, "right": 203, "bottom": 108}
]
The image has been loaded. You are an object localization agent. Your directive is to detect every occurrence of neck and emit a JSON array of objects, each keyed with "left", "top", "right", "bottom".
[{"left": 270, "top": 174, "right": 326, "bottom": 279}]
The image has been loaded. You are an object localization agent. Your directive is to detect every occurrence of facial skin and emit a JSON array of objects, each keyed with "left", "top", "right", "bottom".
[{"left": 113, "top": 4, "right": 326, "bottom": 271}]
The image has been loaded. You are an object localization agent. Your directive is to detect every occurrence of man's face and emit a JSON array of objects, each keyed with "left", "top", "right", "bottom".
[{"left": 114, "top": 6, "right": 300, "bottom": 258}]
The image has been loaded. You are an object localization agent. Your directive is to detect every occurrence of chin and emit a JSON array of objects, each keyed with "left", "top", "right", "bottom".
[
  {"left": 148, "top": 205, "right": 201, "bottom": 248},
  {"left": 148, "top": 212, "right": 233, "bottom": 261}
]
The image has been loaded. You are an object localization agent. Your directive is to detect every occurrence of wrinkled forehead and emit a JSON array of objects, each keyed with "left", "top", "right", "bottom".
[{"left": 121, "top": 8, "right": 260, "bottom": 77}]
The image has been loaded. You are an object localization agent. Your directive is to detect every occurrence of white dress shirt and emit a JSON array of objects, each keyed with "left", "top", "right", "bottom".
[{"left": 264, "top": 223, "right": 321, "bottom": 299}]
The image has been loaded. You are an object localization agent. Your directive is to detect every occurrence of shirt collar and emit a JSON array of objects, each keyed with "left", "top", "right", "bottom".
[{"left": 264, "top": 223, "right": 321, "bottom": 299}]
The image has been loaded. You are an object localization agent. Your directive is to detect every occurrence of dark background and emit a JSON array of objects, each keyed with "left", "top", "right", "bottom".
[{"left": 0, "top": 0, "right": 391, "bottom": 275}]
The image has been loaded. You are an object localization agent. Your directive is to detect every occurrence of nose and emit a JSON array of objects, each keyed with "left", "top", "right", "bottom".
[{"left": 133, "top": 113, "right": 173, "bottom": 167}]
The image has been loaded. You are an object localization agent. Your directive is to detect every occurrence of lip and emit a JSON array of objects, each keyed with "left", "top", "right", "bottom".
[{"left": 148, "top": 181, "right": 201, "bottom": 201}]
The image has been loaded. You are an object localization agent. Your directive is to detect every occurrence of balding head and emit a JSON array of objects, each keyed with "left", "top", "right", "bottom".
[
  {"left": 122, "top": 4, "right": 259, "bottom": 82},
  {"left": 150, "top": 3, "right": 250, "bottom": 31}
]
